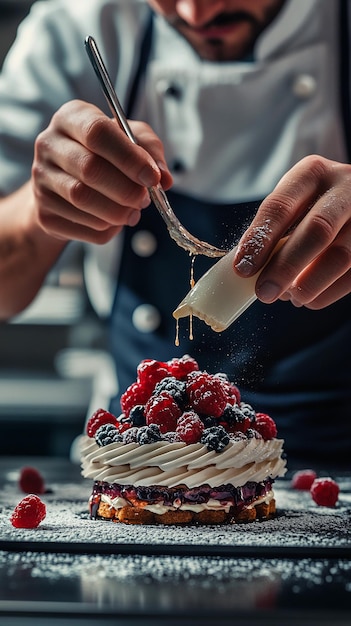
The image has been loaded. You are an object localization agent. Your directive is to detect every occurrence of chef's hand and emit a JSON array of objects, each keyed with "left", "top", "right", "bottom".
[
  {"left": 31, "top": 100, "right": 173, "bottom": 243},
  {"left": 233, "top": 155, "right": 351, "bottom": 309}
]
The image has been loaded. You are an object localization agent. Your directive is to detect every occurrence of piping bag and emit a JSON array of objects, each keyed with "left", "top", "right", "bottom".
[{"left": 173, "top": 238, "right": 287, "bottom": 333}]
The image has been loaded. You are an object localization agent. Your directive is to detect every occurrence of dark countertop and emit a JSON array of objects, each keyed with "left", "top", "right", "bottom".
[{"left": 0, "top": 457, "right": 350, "bottom": 625}]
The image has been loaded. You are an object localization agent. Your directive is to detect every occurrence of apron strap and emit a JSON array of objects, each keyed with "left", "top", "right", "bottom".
[
  {"left": 125, "top": 10, "right": 154, "bottom": 119},
  {"left": 340, "top": 0, "right": 351, "bottom": 162}
]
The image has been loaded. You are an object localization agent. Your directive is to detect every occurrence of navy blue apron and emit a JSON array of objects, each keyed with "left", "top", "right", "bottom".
[{"left": 109, "top": 8, "right": 351, "bottom": 466}]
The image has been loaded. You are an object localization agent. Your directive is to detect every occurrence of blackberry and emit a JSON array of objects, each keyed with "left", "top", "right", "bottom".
[
  {"left": 200, "top": 415, "right": 217, "bottom": 429},
  {"left": 122, "top": 427, "right": 139, "bottom": 443},
  {"left": 153, "top": 376, "right": 187, "bottom": 407},
  {"left": 137, "top": 424, "right": 163, "bottom": 445},
  {"left": 95, "top": 423, "right": 123, "bottom": 447},
  {"left": 129, "top": 404, "right": 146, "bottom": 427},
  {"left": 201, "top": 425, "right": 230, "bottom": 452},
  {"left": 246, "top": 428, "right": 262, "bottom": 439},
  {"left": 222, "top": 404, "right": 247, "bottom": 427},
  {"left": 240, "top": 402, "right": 256, "bottom": 421}
]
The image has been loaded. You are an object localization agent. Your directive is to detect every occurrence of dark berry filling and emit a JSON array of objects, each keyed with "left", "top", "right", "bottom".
[{"left": 89, "top": 478, "right": 273, "bottom": 518}]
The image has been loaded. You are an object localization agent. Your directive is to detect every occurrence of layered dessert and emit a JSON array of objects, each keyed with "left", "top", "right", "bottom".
[{"left": 80, "top": 355, "right": 286, "bottom": 525}]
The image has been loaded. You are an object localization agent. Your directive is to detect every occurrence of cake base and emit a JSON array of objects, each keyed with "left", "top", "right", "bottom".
[{"left": 89, "top": 479, "right": 277, "bottom": 525}]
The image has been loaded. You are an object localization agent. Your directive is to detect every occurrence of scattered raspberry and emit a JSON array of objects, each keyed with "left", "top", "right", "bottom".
[
  {"left": 310, "top": 477, "right": 340, "bottom": 507},
  {"left": 137, "top": 359, "right": 170, "bottom": 394},
  {"left": 201, "top": 425, "right": 230, "bottom": 452},
  {"left": 291, "top": 469, "right": 317, "bottom": 491},
  {"left": 186, "top": 373, "right": 227, "bottom": 417},
  {"left": 145, "top": 392, "right": 182, "bottom": 433},
  {"left": 86, "top": 408, "right": 117, "bottom": 437},
  {"left": 168, "top": 354, "right": 199, "bottom": 379},
  {"left": 254, "top": 413, "right": 277, "bottom": 440},
  {"left": 176, "top": 411, "right": 204, "bottom": 444},
  {"left": 95, "top": 423, "right": 123, "bottom": 447},
  {"left": 120, "top": 382, "right": 150, "bottom": 417},
  {"left": 19, "top": 466, "right": 45, "bottom": 495},
  {"left": 137, "top": 424, "right": 163, "bottom": 445},
  {"left": 10, "top": 494, "right": 46, "bottom": 529}
]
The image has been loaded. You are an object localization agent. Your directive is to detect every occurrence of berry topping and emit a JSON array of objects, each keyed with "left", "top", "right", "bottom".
[
  {"left": 10, "top": 494, "right": 46, "bottom": 529},
  {"left": 86, "top": 408, "right": 117, "bottom": 438},
  {"left": 122, "top": 427, "right": 139, "bottom": 444},
  {"left": 240, "top": 402, "right": 256, "bottom": 421},
  {"left": 310, "top": 477, "right": 340, "bottom": 507},
  {"left": 153, "top": 377, "right": 187, "bottom": 407},
  {"left": 254, "top": 413, "right": 277, "bottom": 440},
  {"left": 129, "top": 405, "right": 146, "bottom": 427},
  {"left": 120, "top": 382, "right": 150, "bottom": 417},
  {"left": 221, "top": 404, "right": 251, "bottom": 433},
  {"left": 167, "top": 354, "right": 199, "bottom": 379},
  {"left": 186, "top": 372, "right": 227, "bottom": 417},
  {"left": 95, "top": 423, "right": 123, "bottom": 447},
  {"left": 136, "top": 359, "right": 170, "bottom": 393},
  {"left": 19, "top": 466, "right": 45, "bottom": 495},
  {"left": 176, "top": 411, "right": 205, "bottom": 444},
  {"left": 291, "top": 469, "right": 317, "bottom": 491},
  {"left": 145, "top": 392, "right": 182, "bottom": 433},
  {"left": 201, "top": 425, "right": 230, "bottom": 452},
  {"left": 86, "top": 355, "right": 282, "bottom": 450},
  {"left": 137, "top": 424, "right": 163, "bottom": 445}
]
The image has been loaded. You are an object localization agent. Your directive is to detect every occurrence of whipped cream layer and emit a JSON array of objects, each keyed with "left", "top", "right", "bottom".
[{"left": 80, "top": 436, "right": 286, "bottom": 489}]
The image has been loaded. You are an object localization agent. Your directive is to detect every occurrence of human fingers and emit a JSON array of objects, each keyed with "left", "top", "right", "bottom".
[
  {"left": 35, "top": 186, "right": 123, "bottom": 244},
  {"left": 279, "top": 221, "right": 351, "bottom": 307},
  {"left": 233, "top": 156, "right": 351, "bottom": 302},
  {"left": 53, "top": 101, "right": 172, "bottom": 190}
]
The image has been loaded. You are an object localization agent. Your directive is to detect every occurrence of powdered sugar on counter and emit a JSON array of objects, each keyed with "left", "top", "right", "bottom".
[{"left": 0, "top": 478, "right": 350, "bottom": 549}]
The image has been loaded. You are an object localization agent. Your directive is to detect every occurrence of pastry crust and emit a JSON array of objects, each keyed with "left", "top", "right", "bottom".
[{"left": 93, "top": 497, "right": 277, "bottom": 525}]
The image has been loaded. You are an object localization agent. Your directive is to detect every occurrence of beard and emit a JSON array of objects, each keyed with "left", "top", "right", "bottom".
[{"left": 166, "top": 4, "right": 285, "bottom": 62}]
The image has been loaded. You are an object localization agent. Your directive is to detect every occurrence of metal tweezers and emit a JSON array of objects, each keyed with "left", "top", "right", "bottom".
[{"left": 85, "top": 35, "right": 227, "bottom": 258}]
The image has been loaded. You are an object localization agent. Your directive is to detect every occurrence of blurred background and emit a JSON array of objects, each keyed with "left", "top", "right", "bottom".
[{"left": 0, "top": 0, "right": 114, "bottom": 458}]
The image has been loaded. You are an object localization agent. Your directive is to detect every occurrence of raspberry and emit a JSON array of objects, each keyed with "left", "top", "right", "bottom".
[
  {"left": 201, "top": 425, "right": 230, "bottom": 452},
  {"left": 310, "top": 477, "right": 340, "bottom": 507},
  {"left": 176, "top": 411, "right": 204, "bottom": 444},
  {"left": 153, "top": 377, "right": 187, "bottom": 407},
  {"left": 10, "top": 494, "right": 46, "bottom": 529},
  {"left": 95, "top": 423, "right": 123, "bottom": 446},
  {"left": 19, "top": 466, "right": 45, "bottom": 495},
  {"left": 168, "top": 354, "right": 199, "bottom": 380},
  {"left": 254, "top": 413, "right": 277, "bottom": 440},
  {"left": 186, "top": 373, "right": 227, "bottom": 417},
  {"left": 137, "top": 359, "right": 170, "bottom": 393},
  {"left": 145, "top": 392, "right": 182, "bottom": 433},
  {"left": 214, "top": 374, "right": 241, "bottom": 405},
  {"left": 86, "top": 408, "right": 117, "bottom": 437},
  {"left": 291, "top": 469, "right": 317, "bottom": 491},
  {"left": 137, "top": 424, "right": 163, "bottom": 445},
  {"left": 120, "top": 382, "right": 150, "bottom": 417}
]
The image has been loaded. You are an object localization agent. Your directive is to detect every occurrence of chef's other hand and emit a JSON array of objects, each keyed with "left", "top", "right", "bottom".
[
  {"left": 31, "top": 100, "right": 173, "bottom": 243},
  {"left": 233, "top": 155, "right": 351, "bottom": 310}
]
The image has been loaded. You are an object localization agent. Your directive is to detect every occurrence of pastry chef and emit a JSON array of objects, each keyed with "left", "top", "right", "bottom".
[{"left": 0, "top": 0, "right": 350, "bottom": 464}]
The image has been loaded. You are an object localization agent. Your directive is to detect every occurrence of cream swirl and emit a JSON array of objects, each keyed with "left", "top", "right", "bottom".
[{"left": 80, "top": 435, "right": 286, "bottom": 488}]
